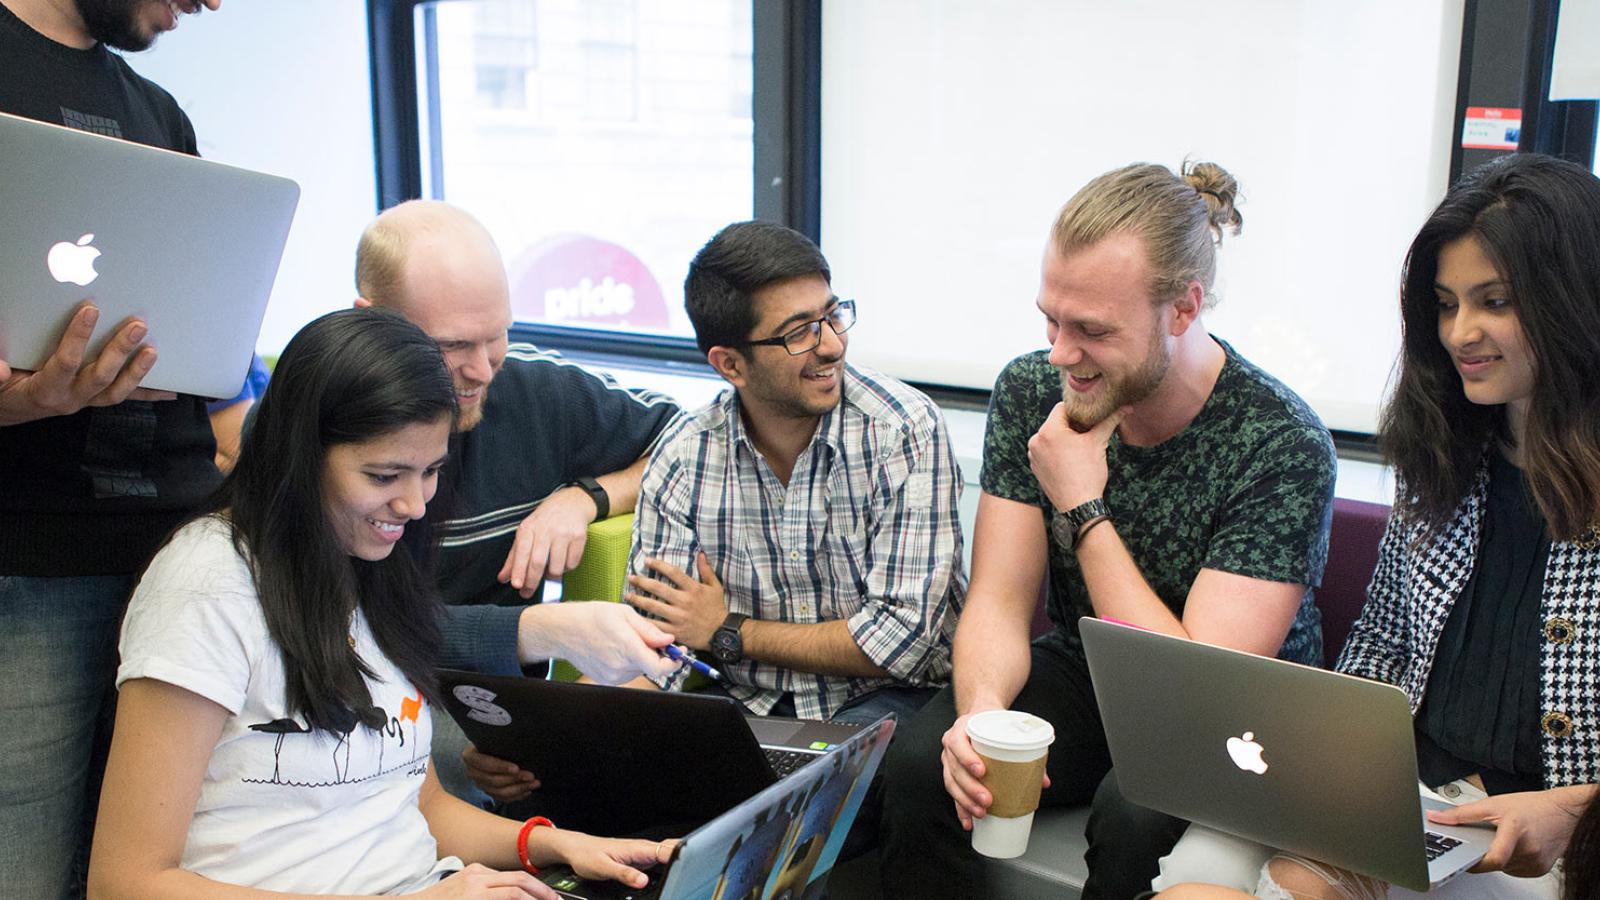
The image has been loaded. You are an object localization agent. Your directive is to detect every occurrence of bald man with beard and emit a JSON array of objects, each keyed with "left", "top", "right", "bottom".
[
  {"left": 354, "top": 201, "right": 684, "bottom": 798},
  {"left": 355, "top": 202, "right": 681, "bottom": 619}
]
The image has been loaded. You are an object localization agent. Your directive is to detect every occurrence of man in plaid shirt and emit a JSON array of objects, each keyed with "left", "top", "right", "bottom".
[{"left": 624, "top": 220, "right": 967, "bottom": 727}]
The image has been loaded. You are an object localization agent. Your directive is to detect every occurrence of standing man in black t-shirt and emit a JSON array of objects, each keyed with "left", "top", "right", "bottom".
[{"left": 0, "top": 1, "right": 221, "bottom": 897}]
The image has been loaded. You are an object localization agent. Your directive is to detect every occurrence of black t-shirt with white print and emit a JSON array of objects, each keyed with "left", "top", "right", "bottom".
[{"left": 0, "top": 2, "right": 220, "bottom": 576}]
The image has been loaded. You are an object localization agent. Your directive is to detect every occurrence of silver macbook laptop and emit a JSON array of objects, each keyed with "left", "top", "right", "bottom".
[
  {"left": 1079, "top": 617, "right": 1492, "bottom": 892},
  {"left": 540, "top": 715, "right": 895, "bottom": 900},
  {"left": 0, "top": 111, "right": 299, "bottom": 398}
]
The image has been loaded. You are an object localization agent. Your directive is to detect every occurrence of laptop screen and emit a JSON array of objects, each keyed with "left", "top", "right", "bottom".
[{"left": 661, "top": 716, "right": 891, "bottom": 900}]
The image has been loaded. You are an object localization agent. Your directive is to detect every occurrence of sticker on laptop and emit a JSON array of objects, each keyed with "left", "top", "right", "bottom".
[{"left": 452, "top": 684, "right": 512, "bottom": 727}]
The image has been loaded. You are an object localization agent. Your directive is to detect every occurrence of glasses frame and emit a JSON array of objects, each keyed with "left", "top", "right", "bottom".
[{"left": 743, "top": 299, "right": 857, "bottom": 356}]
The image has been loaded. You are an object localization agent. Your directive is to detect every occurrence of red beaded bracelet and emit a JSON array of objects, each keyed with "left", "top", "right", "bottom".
[{"left": 517, "top": 816, "right": 555, "bottom": 875}]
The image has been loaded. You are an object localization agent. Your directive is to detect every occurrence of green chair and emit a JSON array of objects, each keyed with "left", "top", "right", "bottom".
[{"left": 549, "top": 513, "right": 635, "bottom": 682}]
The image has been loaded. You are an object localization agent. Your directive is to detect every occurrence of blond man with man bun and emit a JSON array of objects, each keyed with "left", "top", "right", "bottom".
[{"left": 877, "top": 161, "right": 1337, "bottom": 898}]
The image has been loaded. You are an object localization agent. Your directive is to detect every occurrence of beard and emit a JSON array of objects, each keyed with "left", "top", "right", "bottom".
[
  {"left": 455, "top": 380, "right": 490, "bottom": 432},
  {"left": 738, "top": 359, "right": 844, "bottom": 429},
  {"left": 76, "top": 0, "right": 194, "bottom": 51},
  {"left": 751, "top": 379, "right": 840, "bottom": 422},
  {"left": 1059, "top": 328, "right": 1170, "bottom": 430}
]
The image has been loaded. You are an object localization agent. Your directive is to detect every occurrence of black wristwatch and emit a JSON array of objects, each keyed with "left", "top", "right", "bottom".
[
  {"left": 710, "top": 612, "right": 748, "bottom": 665},
  {"left": 570, "top": 476, "right": 610, "bottom": 521},
  {"left": 1052, "top": 498, "right": 1110, "bottom": 551}
]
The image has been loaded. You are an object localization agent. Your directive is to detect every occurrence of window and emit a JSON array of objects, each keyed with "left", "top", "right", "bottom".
[
  {"left": 579, "top": 0, "right": 637, "bottom": 122},
  {"left": 471, "top": 2, "right": 538, "bottom": 110},
  {"left": 414, "top": 0, "right": 755, "bottom": 342}
]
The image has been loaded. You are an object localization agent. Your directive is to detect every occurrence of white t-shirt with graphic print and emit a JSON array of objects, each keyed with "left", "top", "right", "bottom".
[{"left": 118, "top": 516, "right": 457, "bottom": 894}]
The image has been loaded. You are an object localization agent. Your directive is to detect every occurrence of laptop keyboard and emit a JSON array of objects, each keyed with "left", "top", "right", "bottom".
[
  {"left": 1423, "top": 830, "right": 1463, "bottom": 861},
  {"left": 764, "top": 747, "right": 817, "bottom": 778}
]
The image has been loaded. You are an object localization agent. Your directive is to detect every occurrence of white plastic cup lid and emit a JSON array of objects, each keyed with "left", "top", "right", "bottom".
[{"left": 966, "top": 710, "right": 1056, "bottom": 751}]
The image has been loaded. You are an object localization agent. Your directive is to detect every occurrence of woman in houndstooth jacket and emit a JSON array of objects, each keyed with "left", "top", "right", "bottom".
[{"left": 1151, "top": 154, "right": 1600, "bottom": 899}]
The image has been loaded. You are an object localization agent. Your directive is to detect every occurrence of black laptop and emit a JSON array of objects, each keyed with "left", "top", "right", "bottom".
[
  {"left": 539, "top": 717, "right": 895, "bottom": 900},
  {"left": 436, "top": 669, "right": 861, "bottom": 836}
]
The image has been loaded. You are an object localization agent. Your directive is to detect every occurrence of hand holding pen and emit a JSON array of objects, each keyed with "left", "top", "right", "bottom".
[{"left": 662, "top": 643, "right": 722, "bottom": 680}]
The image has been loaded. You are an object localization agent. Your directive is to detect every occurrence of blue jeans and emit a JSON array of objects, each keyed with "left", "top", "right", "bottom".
[
  {"left": 826, "top": 685, "right": 938, "bottom": 728},
  {"left": 0, "top": 575, "right": 132, "bottom": 900},
  {"left": 695, "top": 682, "right": 937, "bottom": 728}
]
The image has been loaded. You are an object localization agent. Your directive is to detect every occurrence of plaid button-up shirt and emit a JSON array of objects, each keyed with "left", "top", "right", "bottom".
[{"left": 632, "top": 364, "right": 966, "bottom": 720}]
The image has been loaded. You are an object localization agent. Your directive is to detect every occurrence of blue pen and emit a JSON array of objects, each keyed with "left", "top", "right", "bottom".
[{"left": 662, "top": 643, "right": 722, "bottom": 680}]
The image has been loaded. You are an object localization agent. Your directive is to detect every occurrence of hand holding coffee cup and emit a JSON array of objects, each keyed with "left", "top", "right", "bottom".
[
  {"left": 937, "top": 709, "right": 1054, "bottom": 826},
  {"left": 965, "top": 710, "right": 1056, "bottom": 858}
]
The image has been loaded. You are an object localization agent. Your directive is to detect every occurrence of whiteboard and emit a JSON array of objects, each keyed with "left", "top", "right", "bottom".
[{"left": 821, "top": 0, "right": 1464, "bottom": 434}]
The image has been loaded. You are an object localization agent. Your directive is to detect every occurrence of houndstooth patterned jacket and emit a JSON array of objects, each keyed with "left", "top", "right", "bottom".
[{"left": 1336, "top": 465, "right": 1600, "bottom": 789}]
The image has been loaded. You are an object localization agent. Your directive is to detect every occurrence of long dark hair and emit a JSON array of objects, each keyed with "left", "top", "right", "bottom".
[
  {"left": 1380, "top": 154, "right": 1600, "bottom": 540},
  {"left": 206, "top": 307, "right": 456, "bottom": 733},
  {"left": 1566, "top": 791, "right": 1600, "bottom": 900}
]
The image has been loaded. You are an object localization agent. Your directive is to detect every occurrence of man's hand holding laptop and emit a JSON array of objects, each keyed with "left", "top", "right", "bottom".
[{"left": 0, "top": 301, "right": 174, "bottom": 427}]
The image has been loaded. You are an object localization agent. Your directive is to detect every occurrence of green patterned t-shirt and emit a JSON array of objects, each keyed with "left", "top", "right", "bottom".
[{"left": 980, "top": 338, "right": 1336, "bottom": 665}]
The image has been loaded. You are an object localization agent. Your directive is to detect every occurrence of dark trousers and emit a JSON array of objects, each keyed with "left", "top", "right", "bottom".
[
  {"left": 693, "top": 683, "right": 938, "bottom": 863},
  {"left": 876, "top": 640, "right": 1188, "bottom": 900}
]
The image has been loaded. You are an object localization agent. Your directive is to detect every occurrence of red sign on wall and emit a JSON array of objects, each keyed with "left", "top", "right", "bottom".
[{"left": 1461, "top": 107, "right": 1522, "bottom": 151}]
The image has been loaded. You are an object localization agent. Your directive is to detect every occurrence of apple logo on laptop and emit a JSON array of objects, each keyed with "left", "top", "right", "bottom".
[
  {"left": 47, "top": 233, "right": 102, "bottom": 287},
  {"left": 1226, "top": 731, "right": 1269, "bottom": 774}
]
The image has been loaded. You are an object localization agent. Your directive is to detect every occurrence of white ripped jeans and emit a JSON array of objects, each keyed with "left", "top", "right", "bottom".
[{"left": 1150, "top": 781, "right": 1563, "bottom": 899}]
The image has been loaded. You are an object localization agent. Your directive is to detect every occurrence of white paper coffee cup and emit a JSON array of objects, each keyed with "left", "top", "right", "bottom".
[{"left": 966, "top": 710, "right": 1055, "bottom": 859}]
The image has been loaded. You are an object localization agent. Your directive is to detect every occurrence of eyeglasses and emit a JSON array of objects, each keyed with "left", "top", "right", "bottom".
[{"left": 744, "top": 300, "right": 857, "bottom": 356}]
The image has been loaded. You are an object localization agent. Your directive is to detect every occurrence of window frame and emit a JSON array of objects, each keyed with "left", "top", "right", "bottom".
[
  {"left": 369, "top": 0, "right": 1594, "bottom": 445},
  {"left": 367, "top": 0, "right": 820, "bottom": 367}
]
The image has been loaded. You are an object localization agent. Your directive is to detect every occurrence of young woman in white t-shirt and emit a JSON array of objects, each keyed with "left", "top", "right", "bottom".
[{"left": 88, "top": 308, "right": 667, "bottom": 899}]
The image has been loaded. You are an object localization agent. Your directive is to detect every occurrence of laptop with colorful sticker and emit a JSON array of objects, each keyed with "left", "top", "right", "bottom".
[{"left": 539, "top": 715, "right": 894, "bottom": 900}]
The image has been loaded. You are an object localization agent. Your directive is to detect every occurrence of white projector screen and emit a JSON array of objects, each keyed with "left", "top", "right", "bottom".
[{"left": 821, "top": 0, "right": 1464, "bottom": 435}]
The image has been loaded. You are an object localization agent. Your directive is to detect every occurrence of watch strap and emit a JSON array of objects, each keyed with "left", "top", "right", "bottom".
[
  {"left": 1056, "top": 498, "right": 1111, "bottom": 550},
  {"left": 1072, "top": 514, "right": 1111, "bottom": 549},
  {"left": 572, "top": 476, "right": 610, "bottom": 521},
  {"left": 713, "top": 612, "right": 748, "bottom": 664}
]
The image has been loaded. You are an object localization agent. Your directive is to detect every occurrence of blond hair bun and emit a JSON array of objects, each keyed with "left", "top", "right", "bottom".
[{"left": 1182, "top": 160, "right": 1243, "bottom": 241}]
